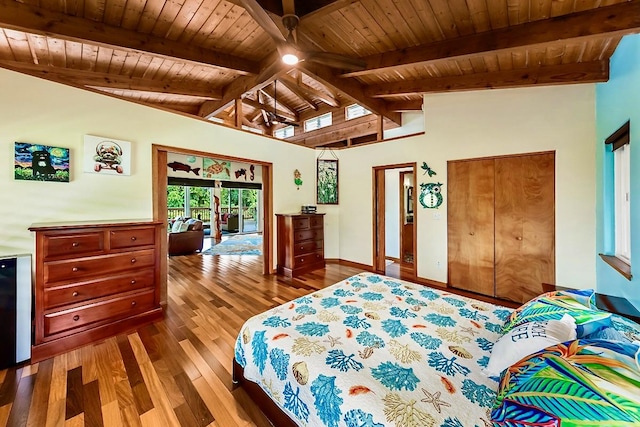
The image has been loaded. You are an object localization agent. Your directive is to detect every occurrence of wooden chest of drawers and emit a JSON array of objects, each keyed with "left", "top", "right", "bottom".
[
  {"left": 29, "top": 220, "right": 164, "bottom": 362},
  {"left": 276, "top": 213, "right": 325, "bottom": 277}
]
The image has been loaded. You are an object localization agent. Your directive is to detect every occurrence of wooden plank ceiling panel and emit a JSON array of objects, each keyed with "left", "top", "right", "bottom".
[
  {"left": 137, "top": 0, "right": 166, "bottom": 34},
  {"left": 84, "top": 0, "right": 108, "bottom": 22},
  {"left": 164, "top": 0, "right": 206, "bottom": 41},
  {"left": 429, "top": 0, "right": 470, "bottom": 38},
  {"left": 465, "top": 0, "right": 491, "bottom": 33},
  {"left": 104, "top": 0, "right": 128, "bottom": 27},
  {"left": 4, "top": 29, "right": 31, "bottom": 62}
]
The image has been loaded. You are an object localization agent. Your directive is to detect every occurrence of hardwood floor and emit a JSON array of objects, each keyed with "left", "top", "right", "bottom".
[
  {"left": 0, "top": 255, "right": 365, "bottom": 427},
  {"left": 0, "top": 255, "right": 518, "bottom": 427}
]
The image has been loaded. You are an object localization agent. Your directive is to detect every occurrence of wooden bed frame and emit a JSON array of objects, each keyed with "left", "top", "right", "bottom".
[{"left": 232, "top": 358, "right": 298, "bottom": 427}]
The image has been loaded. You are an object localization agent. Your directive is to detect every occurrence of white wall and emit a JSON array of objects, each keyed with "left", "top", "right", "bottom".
[
  {"left": 384, "top": 170, "right": 400, "bottom": 258},
  {"left": 0, "top": 68, "right": 317, "bottom": 268},
  {"left": 384, "top": 111, "right": 425, "bottom": 139},
  {"left": 340, "top": 85, "right": 597, "bottom": 289}
]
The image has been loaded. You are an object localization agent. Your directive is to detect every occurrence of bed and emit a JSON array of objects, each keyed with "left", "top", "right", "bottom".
[{"left": 233, "top": 272, "right": 640, "bottom": 427}]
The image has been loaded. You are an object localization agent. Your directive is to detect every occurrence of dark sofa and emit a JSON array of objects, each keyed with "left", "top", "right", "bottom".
[{"left": 168, "top": 219, "right": 204, "bottom": 255}]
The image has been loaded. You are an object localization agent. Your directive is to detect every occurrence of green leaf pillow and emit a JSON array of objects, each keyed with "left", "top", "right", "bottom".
[{"left": 503, "top": 289, "right": 612, "bottom": 338}]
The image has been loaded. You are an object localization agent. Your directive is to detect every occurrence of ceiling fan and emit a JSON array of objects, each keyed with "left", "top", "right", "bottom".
[
  {"left": 263, "top": 80, "right": 299, "bottom": 127},
  {"left": 240, "top": 0, "right": 366, "bottom": 72}
]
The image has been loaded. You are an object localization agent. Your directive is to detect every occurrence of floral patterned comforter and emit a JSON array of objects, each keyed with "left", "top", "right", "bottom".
[{"left": 234, "top": 273, "right": 513, "bottom": 427}]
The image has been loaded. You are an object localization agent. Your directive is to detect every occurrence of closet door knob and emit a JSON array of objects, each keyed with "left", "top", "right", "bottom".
[
  {"left": 516, "top": 236, "right": 522, "bottom": 241},
  {"left": 469, "top": 232, "right": 475, "bottom": 236}
]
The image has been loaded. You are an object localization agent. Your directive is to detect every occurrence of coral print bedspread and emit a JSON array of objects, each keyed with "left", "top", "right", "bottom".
[{"left": 234, "top": 273, "right": 513, "bottom": 427}]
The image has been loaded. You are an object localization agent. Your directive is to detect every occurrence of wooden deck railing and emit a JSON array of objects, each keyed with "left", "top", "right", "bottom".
[{"left": 168, "top": 207, "right": 256, "bottom": 221}]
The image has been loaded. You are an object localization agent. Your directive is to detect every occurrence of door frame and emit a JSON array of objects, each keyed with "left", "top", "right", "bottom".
[
  {"left": 372, "top": 163, "right": 417, "bottom": 276},
  {"left": 152, "top": 144, "right": 273, "bottom": 305}
]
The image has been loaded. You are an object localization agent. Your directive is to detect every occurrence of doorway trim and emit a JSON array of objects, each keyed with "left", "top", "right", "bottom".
[
  {"left": 152, "top": 144, "right": 273, "bottom": 305},
  {"left": 372, "top": 163, "right": 417, "bottom": 277}
]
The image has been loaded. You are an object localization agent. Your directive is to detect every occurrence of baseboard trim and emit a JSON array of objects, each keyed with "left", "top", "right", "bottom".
[{"left": 326, "top": 259, "right": 375, "bottom": 272}]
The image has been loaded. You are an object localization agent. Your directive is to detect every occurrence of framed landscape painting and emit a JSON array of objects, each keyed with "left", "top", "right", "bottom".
[
  {"left": 317, "top": 159, "right": 338, "bottom": 204},
  {"left": 14, "top": 142, "right": 70, "bottom": 182}
]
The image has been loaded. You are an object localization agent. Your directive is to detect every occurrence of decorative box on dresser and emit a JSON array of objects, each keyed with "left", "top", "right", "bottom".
[
  {"left": 276, "top": 213, "right": 325, "bottom": 277},
  {"left": 29, "top": 220, "right": 164, "bottom": 362}
]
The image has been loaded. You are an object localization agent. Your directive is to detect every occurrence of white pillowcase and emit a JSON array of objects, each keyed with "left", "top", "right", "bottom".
[
  {"left": 484, "top": 314, "right": 576, "bottom": 377},
  {"left": 171, "top": 220, "right": 184, "bottom": 233}
]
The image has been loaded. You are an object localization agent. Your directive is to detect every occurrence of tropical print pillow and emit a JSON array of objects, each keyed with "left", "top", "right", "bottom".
[
  {"left": 503, "top": 290, "right": 611, "bottom": 337},
  {"left": 491, "top": 339, "right": 640, "bottom": 426}
]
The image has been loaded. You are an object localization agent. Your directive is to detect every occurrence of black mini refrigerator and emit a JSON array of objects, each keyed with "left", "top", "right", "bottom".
[{"left": 0, "top": 255, "right": 31, "bottom": 369}]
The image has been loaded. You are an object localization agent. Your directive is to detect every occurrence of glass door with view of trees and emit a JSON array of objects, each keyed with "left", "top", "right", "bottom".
[
  {"left": 167, "top": 185, "right": 261, "bottom": 235},
  {"left": 220, "top": 187, "right": 260, "bottom": 234}
]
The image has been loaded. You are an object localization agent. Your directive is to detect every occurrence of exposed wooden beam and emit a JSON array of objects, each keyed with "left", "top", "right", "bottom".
[
  {"left": 387, "top": 100, "right": 423, "bottom": 111},
  {"left": 242, "top": 97, "right": 298, "bottom": 121},
  {"left": 301, "top": 62, "right": 401, "bottom": 125},
  {"left": 278, "top": 76, "right": 318, "bottom": 110},
  {"left": 0, "top": 60, "right": 222, "bottom": 99},
  {"left": 198, "top": 52, "right": 285, "bottom": 118},
  {"left": 364, "top": 61, "right": 609, "bottom": 97},
  {"left": 341, "top": 1, "right": 640, "bottom": 78},
  {"left": 0, "top": 0, "right": 258, "bottom": 75},
  {"left": 259, "top": 87, "right": 298, "bottom": 116},
  {"left": 287, "top": 74, "right": 340, "bottom": 107},
  {"left": 300, "top": 119, "right": 380, "bottom": 147},
  {"left": 234, "top": 99, "right": 243, "bottom": 128}
]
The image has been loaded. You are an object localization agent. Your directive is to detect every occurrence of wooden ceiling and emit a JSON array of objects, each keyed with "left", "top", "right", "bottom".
[{"left": 1, "top": 0, "right": 638, "bottom": 148}]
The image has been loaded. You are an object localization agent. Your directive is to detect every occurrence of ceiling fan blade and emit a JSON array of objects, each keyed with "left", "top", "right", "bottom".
[
  {"left": 304, "top": 51, "right": 367, "bottom": 71},
  {"left": 240, "top": 0, "right": 286, "bottom": 44}
]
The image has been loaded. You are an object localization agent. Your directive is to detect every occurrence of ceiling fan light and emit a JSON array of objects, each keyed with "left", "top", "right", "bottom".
[{"left": 282, "top": 53, "right": 299, "bottom": 65}]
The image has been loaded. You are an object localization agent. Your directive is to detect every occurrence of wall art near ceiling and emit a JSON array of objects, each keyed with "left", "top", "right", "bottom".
[
  {"left": 14, "top": 142, "right": 70, "bottom": 182},
  {"left": 317, "top": 159, "right": 338, "bottom": 204},
  {"left": 419, "top": 182, "right": 443, "bottom": 209},
  {"left": 203, "top": 158, "right": 231, "bottom": 180},
  {"left": 294, "top": 169, "right": 302, "bottom": 190},
  {"left": 83, "top": 135, "right": 132, "bottom": 175},
  {"left": 167, "top": 155, "right": 201, "bottom": 176}
]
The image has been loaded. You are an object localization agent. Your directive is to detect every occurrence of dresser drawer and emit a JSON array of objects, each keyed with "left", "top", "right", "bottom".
[
  {"left": 309, "top": 216, "right": 323, "bottom": 228},
  {"left": 294, "top": 228, "right": 323, "bottom": 242},
  {"left": 43, "top": 232, "right": 104, "bottom": 260},
  {"left": 44, "top": 289, "right": 156, "bottom": 337},
  {"left": 110, "top": 227, "right": 156, "bottom": 249},
  {"left": 293, "top": 251, "right": 324, "bottom": 268},
  {"left": 44, "top": 249, "right": 155, "bottom": 284},
  {"left": 293, "top": 240, "right": 323, "bottom": 255},
  {"left": 292, "top": 217, "right": 310, "bottom": 230},
  {"left": 44, "top": 268, "right": 154, "bottom": 309}
]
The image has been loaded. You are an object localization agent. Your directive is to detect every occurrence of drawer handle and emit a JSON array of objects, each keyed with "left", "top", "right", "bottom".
[
  {"left": 72, "top": 291, "right": 79, "bottom": 297},
  {"left": 131, "top": 301, "right": 137, "bottom": 306},
  {"left": 131, "top": 279, "right": 136, "bottom": 285},
  {"left": 131, "top": 236, "right": 137, "bottom": 241},
  {"left": 300, "top": 258, "right": 304, "bottom": 262},
  {"left": 72, "top": 242, "right": 79, "bottom": 247},
  {"left": 300, "top": 246, "right": 304, "bottom": 250},
  {"left": 73, "top": 315, "right": 80, "bottom": 321},
  {"left": 131, "top": 258, "right": 136, "bottom": 264},
  {"left": 72, "top": 267, "right": 79, "bottom": 272}
]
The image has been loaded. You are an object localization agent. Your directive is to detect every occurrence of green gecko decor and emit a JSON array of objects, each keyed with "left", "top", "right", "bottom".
[
  {"left": 294, "top": 169, "right": 302, "bottom": 190},
  {"left": 420, "top": 182, "right": 443, "bottom": 209}
]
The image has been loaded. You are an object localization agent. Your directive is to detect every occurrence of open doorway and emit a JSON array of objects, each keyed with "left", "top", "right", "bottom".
[
  {"left": 152, "top": 145, "right": 273, "bottom": 304},
  {"left": 373, "top": 163, "right": 417, "bottom": 279}
]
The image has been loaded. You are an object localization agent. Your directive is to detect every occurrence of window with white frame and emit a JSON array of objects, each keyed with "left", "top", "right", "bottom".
[
  {"left": 274, "top": 125, "right": 295, "bottom": 139},
  {"left": 607, "top": 121, "right": 631, "bottom": 264},
  {"left": 345, "top": 104, "right": 371, "bottom": 120},
  {"left": 242, "top": 125, "right": 263, "bottom": 135},
  {"left": 304, "top": 112, "right": 332, "bottom": 132}
]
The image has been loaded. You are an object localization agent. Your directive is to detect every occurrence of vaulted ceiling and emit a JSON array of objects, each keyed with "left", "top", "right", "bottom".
[{"left": 1, "top": 0, "right": 638, "bottom": 148}]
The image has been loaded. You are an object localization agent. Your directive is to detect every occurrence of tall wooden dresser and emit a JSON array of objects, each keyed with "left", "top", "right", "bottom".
[
  {"left": 276, "top": 213, "right": 325, "bottom": 277},
  {"left": 29, "top": 220, "right": 164, "bottom": 362}
]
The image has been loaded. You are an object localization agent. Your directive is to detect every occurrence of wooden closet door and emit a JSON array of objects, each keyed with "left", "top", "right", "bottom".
[
  {"left": 494, "top": 152, "right": 555, "bottom": 303},
  {"left": 448, "top": 159, "right": 495, "bottom": 296}
]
